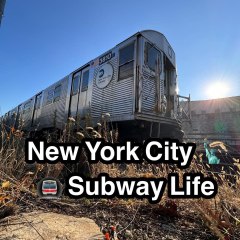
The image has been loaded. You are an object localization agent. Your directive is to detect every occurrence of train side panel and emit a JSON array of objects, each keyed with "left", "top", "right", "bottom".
[
  {"left": 37, "top": 76, "right": 69, "bottom": 130},
  {"left": 90, "top": 36, "right": 137, "bottom": 123},
  {"left": 21, "top": 98, "right": 35, "bottom": 130}
]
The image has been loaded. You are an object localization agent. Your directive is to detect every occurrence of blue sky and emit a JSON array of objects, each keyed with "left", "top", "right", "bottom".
[{"left": 0, "top": 0, "right": 239, "bottom": 115}]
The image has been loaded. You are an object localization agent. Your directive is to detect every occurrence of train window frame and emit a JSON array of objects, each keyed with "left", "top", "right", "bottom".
[
  {"left": 81, "top": 70, "right": 89, "bottom": 92},
  {"left": 53, "top": 85, "right": 62, "bottom": 102},
  {"left": 72, "top": 75, "right": 80, "bottom": 95},
  {"left": 144, "top": 42, "right": 161, "bottom": 72},
  {"left": 118, "top": 42, "right": 135, "bottom": 81}
]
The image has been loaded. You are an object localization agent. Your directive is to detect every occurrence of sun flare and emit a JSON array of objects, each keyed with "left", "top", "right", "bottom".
[{"left": 206, "top": 81, "right": 230, "bottom": 99}]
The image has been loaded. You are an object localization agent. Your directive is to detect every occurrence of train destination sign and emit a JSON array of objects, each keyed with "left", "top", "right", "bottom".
[{"left": 95, "top": 63, "right": 113, "bottom": 89}]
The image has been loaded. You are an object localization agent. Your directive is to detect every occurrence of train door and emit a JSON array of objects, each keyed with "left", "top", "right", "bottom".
[
  {"left": 164, "top": 57, "right": 177, "bottom": 116},
  {"left": 141, "top": 41, "right": 163, "bottom": 113},
  {"left": 15, "top": 104, "right": 22, "bottom": 129},
  {"left": 69, "top": 72, "right": 81, "bottom": 118},
  {"left": 32, "top": 92, "right": 42, "bottom": 127},
  {"left": 78, "top": 66, "right": 90, "bottom": 117}
]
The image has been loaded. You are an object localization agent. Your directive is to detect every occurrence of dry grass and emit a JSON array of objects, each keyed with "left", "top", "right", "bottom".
[{"left": 0, "top": 117, "right": 240, "bottom": 239}]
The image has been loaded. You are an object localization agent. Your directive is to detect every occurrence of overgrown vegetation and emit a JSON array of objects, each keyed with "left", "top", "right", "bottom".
[{"left": 0, "top": 115, "right": 240, "bottom": 239}]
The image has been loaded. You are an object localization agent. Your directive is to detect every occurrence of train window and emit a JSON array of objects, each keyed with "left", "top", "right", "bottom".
[
  {"left": 23, "top": 101, "right": 31, "bottom": 113},
  {"left": 81, "top": 70, "right": 89, "bottom": 92},
  {"left": 119, "top": 43, "right": 134, "bottom": 65},
  {"left": 46, "top": 89, "right": 54, "bottom": 104},
  {"left": 119, "top": 42, "right": 134, "bottom": 80},
  {"left": 54, "top": 85, "right": 62, "bottom": 102},
  {"left": 72, "top": 75, "right": 79, "bottom": 95},
  {"left": 145, "top": 42, "right": 161, "bottom": 71}
]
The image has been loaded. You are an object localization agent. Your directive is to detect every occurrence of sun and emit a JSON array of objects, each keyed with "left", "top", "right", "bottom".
[{"left": 206, "top": 81, "right": 230, "bottom": 99}]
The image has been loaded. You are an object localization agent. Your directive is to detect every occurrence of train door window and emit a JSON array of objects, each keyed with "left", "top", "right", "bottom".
[
  {"left": 54, "top": 85, "right": 62, "bottom": 102},
  {"left": 72, "top": 75, "right": 80, "bottom": 95},
  {"left": 35, "top": 93, "right": 42, "bottom": 109},
  {"left": 46, "top": 89, "right": 54, "bottom": 104},
  {"left": 119, "top": 42, "right": 134, "bottom": 80},
  {"left": 81, "top": 70, "right": 89, "bottom": 92},
  {"left": 145, "top": 42, "right": 161, "bottom": 71}
]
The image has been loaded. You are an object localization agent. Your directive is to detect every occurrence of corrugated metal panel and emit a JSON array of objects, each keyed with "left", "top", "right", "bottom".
[
  {"left": 142, "top": 75, "right": 156, "bottom": 111},
  {"left": 23, "top": 113, "right": 32, "bottom": 129},
  {"left": 39, "top": 76, "right": 69, "bottom": 129},
  {"left": 141, "top": 70, "right": 164, "bottom": 112},
  {"left": 21, "top": 99, "right": 34, "bottom": 130},
  {"left": 7, "top": 106, "right": 18, "bottom": 128},
  {"left": 91, "top": 55, "right": 134, "bottom": 120}
]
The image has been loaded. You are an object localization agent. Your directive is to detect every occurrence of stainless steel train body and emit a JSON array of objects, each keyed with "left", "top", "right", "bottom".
[{"left": 2, "top": 30, "right": 183, "bottom": 140}]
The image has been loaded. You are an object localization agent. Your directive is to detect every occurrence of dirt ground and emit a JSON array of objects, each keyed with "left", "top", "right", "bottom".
[
  {"left": 0, "top": 211, "right": 102, "bottom": 240},
  {"left": 0, "top": 196, "right": 220, "bottom": 240}
]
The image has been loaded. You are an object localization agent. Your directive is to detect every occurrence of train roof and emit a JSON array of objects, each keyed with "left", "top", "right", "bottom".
[{"left": 71, "top": 29, "right": 176, "bottom": 75}]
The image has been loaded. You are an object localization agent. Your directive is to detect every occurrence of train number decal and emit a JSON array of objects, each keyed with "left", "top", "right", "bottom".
[{"left": 99, "top": 52, "right": 114, "bottom": 65}]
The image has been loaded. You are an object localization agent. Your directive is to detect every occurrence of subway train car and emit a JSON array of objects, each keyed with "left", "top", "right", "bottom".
[{"left": 1, "top": 30, "right": 185, "bottom": 140}]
